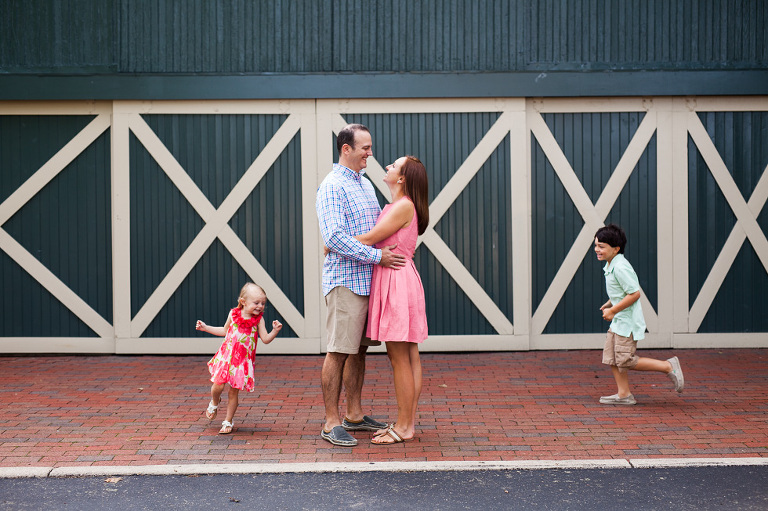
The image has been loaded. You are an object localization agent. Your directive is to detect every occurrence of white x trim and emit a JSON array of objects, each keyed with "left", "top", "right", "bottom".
[
  {"left": 331, "top": 112, "right": 515, "bottom": 334},
  {"left": 126, "top": 113, "right": 305, "bottom": 337},
  {"left": 0, "top": 114, "right": 112, "bottom": 338},
  {"left": 687, "top": 113, "right": 768, "bottom": 332},
  {"left": 529, "top": 110, "right": 659, "bottom": 335}
]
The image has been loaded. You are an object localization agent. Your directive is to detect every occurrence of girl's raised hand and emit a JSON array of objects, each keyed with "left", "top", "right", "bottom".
[
  {"left": 272, "top": 320, "right": 283, "bottom": 332},
  {"left": 195, "top": 320, "right": 207, "bottom": 331}
]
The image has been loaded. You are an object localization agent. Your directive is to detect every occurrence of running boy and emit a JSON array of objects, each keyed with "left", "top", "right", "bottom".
[{"left": 595, "top": 224, "right": 684, "bottom": 405}]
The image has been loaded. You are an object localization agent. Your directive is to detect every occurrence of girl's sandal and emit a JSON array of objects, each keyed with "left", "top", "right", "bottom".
[
  {"left": 205, "top": 401, "right": 218, "bottom": 420},
  {"left": 219, "top": 420, "right": 234, "bottom": 435}
]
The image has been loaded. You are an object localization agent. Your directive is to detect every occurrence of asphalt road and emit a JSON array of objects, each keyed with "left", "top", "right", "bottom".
[{"left": 2, "top": 466, "right": 767, "bottom": 510}]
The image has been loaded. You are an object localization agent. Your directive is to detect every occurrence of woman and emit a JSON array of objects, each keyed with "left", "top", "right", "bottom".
[{"left": 355, "top": 155, "right": 429, "bottom": 444}]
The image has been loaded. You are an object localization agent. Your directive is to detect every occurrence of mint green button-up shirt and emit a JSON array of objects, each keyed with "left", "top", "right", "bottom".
[{"left": 603, "top": 254, "right": 646, "bottom": 341}]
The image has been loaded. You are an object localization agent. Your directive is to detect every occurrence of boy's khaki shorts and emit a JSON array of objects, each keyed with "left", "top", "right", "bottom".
[
  {"left": 325, "top": 286, "right": 381, "bottom": 354},
  {"left": 602, "top": 330, "right": 639, "bottom": 373}
]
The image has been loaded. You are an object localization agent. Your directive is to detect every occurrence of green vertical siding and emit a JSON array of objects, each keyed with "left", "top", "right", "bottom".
[
  {"left": 0, "top": 0, "right": 115, "bottom": 73},
  {"left": 0, "top": 115, "right": 112, "bottom": 336},
  {"left": 532, "top": 112, "right": 657, "bottom": 334},
  {"left": 131, "top": 114, "right": 300, "bottom": 338},
  {"left": 689, "top": 111, "right": 768, "bottom": 332},
  {"left": 3, "top": 0, "right": 766, "bottom": 74},
  {"left": 345, "top": 112, "right": 510, "bottom": 335}
]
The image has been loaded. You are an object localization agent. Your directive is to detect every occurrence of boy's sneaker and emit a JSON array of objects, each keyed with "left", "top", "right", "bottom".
[
  {"left": 599, "top": 393, "right": 637, "bottom": 405},
  {"left": 667, "top": 356, "right": 684, "bottom": 393}
]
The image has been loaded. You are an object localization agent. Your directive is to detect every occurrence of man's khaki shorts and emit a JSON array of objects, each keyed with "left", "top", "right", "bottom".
[
  {"left": 325, "top": 286, "right": 381, "bottom": 354},
  {"left": 602, "top": 330, "right": 639, "bottom": 372}
]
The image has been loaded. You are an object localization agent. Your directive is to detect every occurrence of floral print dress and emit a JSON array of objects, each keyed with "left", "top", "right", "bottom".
[{"left": 207, "top": 307, "right": 261, "bottom": 392}]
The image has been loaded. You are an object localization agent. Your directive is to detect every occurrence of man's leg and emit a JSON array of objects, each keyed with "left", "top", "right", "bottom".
[
  {"left": 343, "top": 345, "right": 366, "bottom": 421},
  {"left": 322, "top": 352, "right": 348, "bottom": 430}
]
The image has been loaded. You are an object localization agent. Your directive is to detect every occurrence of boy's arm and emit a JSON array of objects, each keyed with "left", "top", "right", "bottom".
[
  {"left": 602, "top": 291, "right": 640, "bottom": 321},
  {"left": 258, "top": 317, "right": 283, "bottom": 344}
]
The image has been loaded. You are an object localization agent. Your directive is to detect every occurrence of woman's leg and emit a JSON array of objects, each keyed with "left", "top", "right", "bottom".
[
  {"left": 374, "top": 342, "right": 415, "bottom": 442},
  {"left": 409, "top": 343, "right": 422, "bottom": 429}
]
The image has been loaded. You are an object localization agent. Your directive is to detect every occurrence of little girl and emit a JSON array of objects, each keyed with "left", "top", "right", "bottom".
[{"left": 195, "top": 282, "right": 283, "bottom": 434}]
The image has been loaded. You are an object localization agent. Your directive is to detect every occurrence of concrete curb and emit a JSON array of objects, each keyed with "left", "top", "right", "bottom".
[
  {"left": 0, "top": 467, "right": 52, "bottom": 478},
  {"left": 628, "top": 457, "right": 768, "bottom": 468},
  {"left": 2, "top": 458, "right": 767, "bottom": 478},
  {"left": 48, "top": 459, "right": 630, "bottom": 477}
]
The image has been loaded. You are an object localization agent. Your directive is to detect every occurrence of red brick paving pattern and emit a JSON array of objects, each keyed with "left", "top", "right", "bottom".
[{"left": 1, "top": 349, "right": 766, "bottom": 467}]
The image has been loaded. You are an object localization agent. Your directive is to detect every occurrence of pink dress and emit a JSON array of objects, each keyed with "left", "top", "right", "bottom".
[
  {"left": 366, "top": 197, "right": 428, "bottom": 343},
  {"left": 207, "top": 307, "right": 262, "bottom": 391}
]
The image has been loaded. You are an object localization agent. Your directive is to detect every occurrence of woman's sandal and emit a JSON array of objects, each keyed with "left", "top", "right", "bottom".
[
  {"left": 219, "top": 420, "right": 234, "bottom": 435},
  {"left": 371, "top": 426, "right": 406, "bottom": 445},
  {"left": 205, "top": 401, "right": 218, "bottom": 420}
]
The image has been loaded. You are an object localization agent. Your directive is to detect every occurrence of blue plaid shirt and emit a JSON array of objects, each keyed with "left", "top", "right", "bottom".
[{"left": 316, "top": 164, "right": 382, "bottom": 296}]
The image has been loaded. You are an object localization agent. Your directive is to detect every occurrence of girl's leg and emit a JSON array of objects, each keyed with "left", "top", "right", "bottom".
[
  {"left": 633, "top": 357, "right": 672, "bottom": 373},
  {"left": 211, "top": 383, "right": 226, "bottom": 405},
  {"left": 206, "top": 383, "right": 226, "bottom": 419},
  {"left": 225, "top": 387, "right": 239, "bottom": 422},
  {"left": 611, "top": 365, "right": 632, "bottom": 397},
  {"left": 374, "top": 342, "right": 415, "bottom": 443}
]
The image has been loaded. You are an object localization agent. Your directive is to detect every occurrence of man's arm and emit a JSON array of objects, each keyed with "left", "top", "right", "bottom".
[{"left": 316, "top": 183, "right": 381, "bottom": 264}]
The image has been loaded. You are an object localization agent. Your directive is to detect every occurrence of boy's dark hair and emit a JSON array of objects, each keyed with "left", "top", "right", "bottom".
[
  {"left": 336, "top": 124, "right": 370, "bottom": 154},
  {"left": 595, "top": 223, "right": 627, "bottom": 253}
]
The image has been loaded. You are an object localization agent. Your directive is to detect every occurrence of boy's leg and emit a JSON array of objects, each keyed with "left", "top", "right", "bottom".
[
  {"left": 611, "top": 365, "right": 632, "bottom": 397},
  {"left": 633, "top": 357, "right": 672, "bottom": 373},
  {"left": 599, "top": 366, "right": 636, "bottom": 404},
  {"left": 601, "top": 331, "right": 635, "bottom": 403},
  {"left": 634, "top": 356, "right": 684, "bottom": 392}
]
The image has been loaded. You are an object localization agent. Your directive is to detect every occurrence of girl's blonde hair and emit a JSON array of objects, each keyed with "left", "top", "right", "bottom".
[{"left": 237, "top": 282, "right": 266, "bottom": 309}]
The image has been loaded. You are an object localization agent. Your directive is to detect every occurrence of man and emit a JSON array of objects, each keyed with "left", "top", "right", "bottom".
[{"left": 315, "top": 124, "right": 406, "bottom": 446}]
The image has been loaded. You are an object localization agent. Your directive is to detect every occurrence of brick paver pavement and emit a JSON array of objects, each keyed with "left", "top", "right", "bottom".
[{"left": 1, "top": 349, "right": 766, "bottom": 468}]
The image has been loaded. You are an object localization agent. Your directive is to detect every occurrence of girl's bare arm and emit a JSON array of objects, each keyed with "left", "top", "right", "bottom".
[{"left": 258, "top": 317, "right": 283, "bottom": 344}]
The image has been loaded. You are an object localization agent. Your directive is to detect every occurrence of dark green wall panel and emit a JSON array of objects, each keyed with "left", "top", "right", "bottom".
[
  {"left": 532, "top": 112, "right": 657, "bottom": 334},
  {"left": 231, "top": 132, "right": 304, "bottom": 318},
  {"left": 345, "top": 112, "right": 510, "bottom": 335},
  {"left": 129, "top": 130, "right": 205, "bottom": 318},
  {"left": 689, "top": 111, "right": 768, "bottom": 332},
  {"left": 0, "top": 0, "right": 115, "bottom": 73},
  {"left": 3, "top": 0, "right": 766, "bottom": 74},
  {"left": 0, "top": 251, "right": 97, "bottom": 337},
  {"left": 0, "top": 116, "right": 113, "bottom": 335},
  {"left": 133, "top": 114, "right": 301, "bottom": 338}
]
